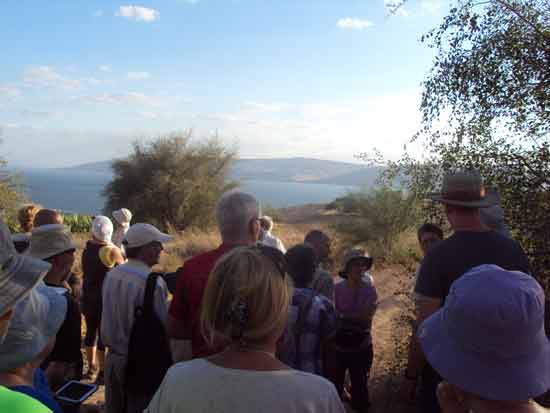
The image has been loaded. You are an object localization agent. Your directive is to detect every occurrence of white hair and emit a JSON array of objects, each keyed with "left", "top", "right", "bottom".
[
  {"left": 260, "top": 215, "right": 274, "bottom": 232},
  {"left": 216, "top": 191, "right": 260, "bottom": 243}
]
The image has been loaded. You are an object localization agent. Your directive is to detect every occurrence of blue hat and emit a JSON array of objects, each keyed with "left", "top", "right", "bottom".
[
  {"left": 418, "top": 264, "right": 550, "bottom": 400},
  {"left": 0, "top": 282, "right": 67, "bottom": 371}
]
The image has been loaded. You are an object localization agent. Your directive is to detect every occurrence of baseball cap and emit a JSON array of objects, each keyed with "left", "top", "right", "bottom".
[{"left": 123, "top": 223, "right": 173, "bottom": 249}]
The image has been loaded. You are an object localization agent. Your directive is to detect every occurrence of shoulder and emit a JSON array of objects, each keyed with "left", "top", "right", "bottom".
[
  {"left": 163, "top": 359, "right": 212, "bottom": 382},
  {"left": 284, "top": 370, "right": 341, "bottom": 397},
  {"left": 182, "top": 246, "right": 227, "bottom": 273}
]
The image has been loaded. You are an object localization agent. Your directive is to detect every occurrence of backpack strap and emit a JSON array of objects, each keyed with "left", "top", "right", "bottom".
[
  {"left": 136, "top": 272, "right": 161, "bottom": 317},
  {"left": 293, "top": 290, "right": 316, "bottom": 368}
]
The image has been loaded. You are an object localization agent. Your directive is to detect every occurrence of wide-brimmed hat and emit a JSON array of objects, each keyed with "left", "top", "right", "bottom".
[
  {"left": 113, "top": 208, "right": 132, "bottom": 225},
  {"left": 27, "top": 224, "right": 77, "bottom": 260},
  {"left": 339, "top": 249, "right": 373, "bottom": 279},
  {"left": 123, "top": 223, "right": 173, "bottom": 249},
  {"left": 418, "top": 264, "right": 550, "bottom": 401},
  {"left": 429, "top": 170, "right": 496, "bottom": 208},
  {"left": 0, "top": 282, "right": 67, "bottom": 370},
  {"left": 0, "top": 220, "right": 51, "bottom": 317}
]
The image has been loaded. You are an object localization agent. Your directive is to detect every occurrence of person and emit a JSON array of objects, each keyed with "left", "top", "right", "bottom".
[
  {"left": 417, "top": 223, "right": 444, "bottom": 256},
  {"left": 145, "top": 246, "right": 345, "bottom": 413},
  {"left": 0, "top": 219, "right": 68, "bottom": 413},
  {"left": 418, "top": 265, "right": 550, "bottom": 413},
  {"left": 259, "top": 215, "right": 286, "bottom": 253},
  {"left": 403, "top": 170, "right": 531, "bottom": 413},
  {"left": 325, "top": 249, "right": 378, "bottom": 413},
  {"left": 33, "top": 209, "right": 83, "bottom": 301},
  {"left": 112, "top": 208, "right": 132, "bottom": 249},
  {"left": 479, "top": 189, "right": 510, "bottom": 237},
  {"left": 168, "top": 191, "right": 262, "bottom": 360},
  {"left": 278, "top": 244, "right": 336, "bottom": 375},
  {"left": 101, "top": 223, "right": 172, "bottom": 413},
  {"left": 81, "top": 216, "right": 125, "bottom": 382},
  {"left": 12, "top": 204, "right": 40, "bottom": 253},
  {"left": 304, "top": 230, "right": 335, "bottom": 301},
  {"left": 27, "top": 224, "right": 83, "bottom": 390}
]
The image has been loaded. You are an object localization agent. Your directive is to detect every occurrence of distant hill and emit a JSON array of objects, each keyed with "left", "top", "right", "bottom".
[{"left": 60, "top": 157, "right": 381, "bottom": 187}]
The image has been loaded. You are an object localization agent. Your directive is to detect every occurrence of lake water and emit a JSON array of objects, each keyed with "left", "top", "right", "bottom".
[{"left": 14, "top": 168, "right": 356, "bottom": 215}]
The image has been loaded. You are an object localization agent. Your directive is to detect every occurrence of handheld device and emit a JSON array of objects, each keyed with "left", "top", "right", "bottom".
[{"left": 55, "top": 380, "right": 98, "bottom": 404}]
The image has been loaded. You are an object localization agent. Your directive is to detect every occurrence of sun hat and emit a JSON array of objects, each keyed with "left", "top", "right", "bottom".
[
  {"left": 418, "top": 264, "right": 550, "bottom": 401},
  {"left": 123, "top": 223, "right": 173, "bottom": 249},
  {"left": 429, "top": 170, "right": 496, "bottom": 208},
  {"left": 0, "top": 220, "right": 51, "bottom": 318},
  {"left": 0, "top": 282, "right": 67, "bottom": 371},
  {"left": 27, "top": 224, "right": 76, "bottom": 260},
  {"left": 339, "top": 249, "right": 373, "bottom": 279},
  {"left": 92, "top": 215, "right": 114, "bottom": 243},
  {"left": 113, "top": 208, "right": 132, "bottom": 226}
]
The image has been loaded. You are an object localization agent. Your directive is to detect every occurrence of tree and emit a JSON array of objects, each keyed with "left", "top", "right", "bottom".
[
  {"left": 103, "top": 133, "right": 236, "bottom": 231},
  {"left": 0, "top": 135, "right": 25, "bottom": 231},
  {"left": 371, "top": 0, "right": 550, "bottom": 287}
]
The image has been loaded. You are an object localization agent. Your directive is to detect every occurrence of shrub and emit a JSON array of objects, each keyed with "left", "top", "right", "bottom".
[
  {"left": 103, "top": 133, "right": 237, "bottom": 232},
  {"left": 62, "top": 213, "right": 93, "bottom": 233}
]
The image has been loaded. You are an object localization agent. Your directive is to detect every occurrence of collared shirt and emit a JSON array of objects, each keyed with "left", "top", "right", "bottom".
[
  {"left": 169, "top": 244, "right": 233, "bottom": 358},
  {"left": 278, "top": 288, "right": 337, "bottom": 375},
  {"left": 101, "top": 259, "right": 168, "bottom": 356}
]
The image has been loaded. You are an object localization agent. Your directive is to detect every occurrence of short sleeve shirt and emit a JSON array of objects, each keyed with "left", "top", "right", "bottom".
[
  {"left": 169, "top": 244, "right": 232, "bottom": 358},
  {"left": 415, "top": 231, "right": 531, "bottom": 300},
  {"left": 0, "top": 386, "right": 52, "bottom": 413}
]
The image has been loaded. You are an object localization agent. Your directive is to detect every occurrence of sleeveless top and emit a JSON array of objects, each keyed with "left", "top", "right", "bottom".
[{"left": 82, "top": 241, "right": 116, "bottom": 306}]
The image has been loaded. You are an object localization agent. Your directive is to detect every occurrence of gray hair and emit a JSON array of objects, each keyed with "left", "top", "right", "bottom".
[
  {"left": 259, "top": 216, "right": 274, "bottom": 232},
  {"left": 216, "top": 191, "right": 261, "bottom": 243}
]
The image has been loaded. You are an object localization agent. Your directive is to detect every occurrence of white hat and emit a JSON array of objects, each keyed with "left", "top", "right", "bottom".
[
  {"left": 113, "top": 208, "right": 132, "bottom": 225},
  {"left": 123, "top": 223, "right": 173, "bottom": 249},
  {"left": 27, "top": 224, "right": 76, "bottom": 260},
  {"left": 0, "top": 220, "right": 50, "bottom": 317},
  {"left": 92, "top": 216, "right": 114, "bottom": 243}
]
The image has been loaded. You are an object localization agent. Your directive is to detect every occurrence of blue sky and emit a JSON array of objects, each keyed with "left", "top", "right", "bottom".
[{"left": 0, "top": 0, "right": 448, "bottom": 167}]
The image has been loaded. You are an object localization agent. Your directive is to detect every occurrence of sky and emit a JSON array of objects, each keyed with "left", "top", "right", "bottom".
[{"left": 0, "top": 0, "right": 449, "bottom": 168}]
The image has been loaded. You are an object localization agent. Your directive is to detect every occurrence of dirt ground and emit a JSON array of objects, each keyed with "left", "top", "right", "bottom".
[{"left": 79, "top": 264, "right": 418, "bottom": 413}]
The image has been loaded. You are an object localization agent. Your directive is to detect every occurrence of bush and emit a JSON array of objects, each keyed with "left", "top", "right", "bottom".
[
  {"left": 62, "top": 213, "right": 92, "bottom": 233},
  {"left": 103, "top": 133, "right": 236, "bottom": 232},
  {"left": 332, "top": 188, "right": 419, "bottom": 263}
]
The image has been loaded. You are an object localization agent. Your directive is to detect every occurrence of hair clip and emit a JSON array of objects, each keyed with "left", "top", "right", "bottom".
[{"left": 226, "top": 299, "right": 249, "bottom": 340}]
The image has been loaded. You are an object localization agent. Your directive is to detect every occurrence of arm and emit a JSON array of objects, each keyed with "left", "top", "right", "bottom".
[{"left": 109, "top": 246, "right": 126, "bottom": 265}]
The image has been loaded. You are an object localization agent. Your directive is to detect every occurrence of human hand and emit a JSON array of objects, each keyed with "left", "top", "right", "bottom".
[{"left": 437, "top": 381, "right": 469, "bottom": 413}]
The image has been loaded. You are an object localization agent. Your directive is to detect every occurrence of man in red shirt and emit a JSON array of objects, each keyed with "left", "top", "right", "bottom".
[{"left": 167, "top": 191, "right": 262, "bottom": 360}]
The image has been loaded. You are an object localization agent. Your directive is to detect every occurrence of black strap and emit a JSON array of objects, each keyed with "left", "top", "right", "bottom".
[{"left": 136, "top": 272, "right": 161, "bottom": 317}]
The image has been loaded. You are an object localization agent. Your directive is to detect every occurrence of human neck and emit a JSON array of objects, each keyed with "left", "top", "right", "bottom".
[
  {"left": 0, "top": 368, "right": 34, "bottom": 388},
  {"left": 221, "top": 238, "right": 254, "bottom": 247},
  {"left": 451, "top": 215, "right": 485, "bottom": 232},
  {"left": 209, "top": 340, "right": 287, "bottom": 371},
  {"left": 45, "top": 270, "right": 64, "bottom": 286}
]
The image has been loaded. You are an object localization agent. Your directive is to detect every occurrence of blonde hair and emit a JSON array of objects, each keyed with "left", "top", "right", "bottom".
[
  {"left": 17, "top": 204, "right": 39, "bottom": 233},
  {"left": 200, "top": 247, "right": 292, "bottom": 348}
]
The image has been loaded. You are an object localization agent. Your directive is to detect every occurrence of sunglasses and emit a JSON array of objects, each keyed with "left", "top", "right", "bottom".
[{"left": 250, "top": 244, "right": 286, "bottom": 279}]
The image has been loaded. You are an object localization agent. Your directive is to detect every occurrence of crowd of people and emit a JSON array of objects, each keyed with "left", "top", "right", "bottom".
[{"left": 0, "top": 169, "right": 549, "bottom": 413}]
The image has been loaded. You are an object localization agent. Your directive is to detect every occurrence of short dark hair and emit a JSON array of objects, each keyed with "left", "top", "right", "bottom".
[
  {"left": 285, "top": 244, "right": 317, "bottom": 289},
  {"left": 124, "top": 244, "right": 143, "bottom": 259},
  {"left": 304, "top": 230, "right": 328, "bottom": 245},
  {"left": 417, "top": 223, "right": 444, "bottom": 241}
]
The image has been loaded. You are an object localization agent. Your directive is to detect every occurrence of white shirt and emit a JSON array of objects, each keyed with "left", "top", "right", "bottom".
[
  {"left": 145, "top": 358, "right": 344, "bottom": 413},
  {"left": 260, "top": 231, "right": 286, "bottom": 253},
  {"left": 101, "top": 259, "right": 168, "bottom": 355},
  {"left": 111, "top": 225, "right": 129, "bottom": 249}
]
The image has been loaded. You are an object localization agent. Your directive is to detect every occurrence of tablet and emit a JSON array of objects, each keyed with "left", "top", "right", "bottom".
[{"left": 55, "top": 381, "right": 98, "bottom": 404}]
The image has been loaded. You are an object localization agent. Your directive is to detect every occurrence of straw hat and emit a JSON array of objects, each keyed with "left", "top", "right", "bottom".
[
  {"left": 429, "top": 170, "right": 496, "bottom": 208},
  {"left": 0, "top": 220, "right": 50, "bottom": 317}
]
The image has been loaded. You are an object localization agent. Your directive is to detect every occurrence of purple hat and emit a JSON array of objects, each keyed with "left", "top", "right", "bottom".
[{"left": 418, "top": 264, "right": 550, "bottom": 400}]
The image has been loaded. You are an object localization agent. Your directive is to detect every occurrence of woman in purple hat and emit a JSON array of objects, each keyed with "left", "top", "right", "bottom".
[{"left": 418, "top": 264, "right": 550, "bottom": 413}]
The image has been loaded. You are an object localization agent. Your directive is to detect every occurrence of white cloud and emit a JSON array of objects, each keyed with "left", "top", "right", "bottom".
[
  {"left": 336, "top": 17, "right": 374, "bottom": 31},
  {"left": 99, "top": 65, "right": 111, "bottom": 72},
  {"left": 116, "top": 5, "right": 160, "bottom": 22},
  {"left": 0, "top": 85, "right": 21, "bottom": 97},
  {"left": 93, "top": 9, "right": 104, "bottom": 17},
  {"left": 420, "top": 0, "right": 442, "bottom": 14},
  {"left": 127, "top": 71, "right": 151, "bottom": 80},
  {"left": 78, "top": 92, "right": 161, "bottom": 106},
  {"left": 241, "top": 101, "right": 284, "bottom": 113},
  {"left": 23, "top": 66, "right": 81, "bottom": 89}
]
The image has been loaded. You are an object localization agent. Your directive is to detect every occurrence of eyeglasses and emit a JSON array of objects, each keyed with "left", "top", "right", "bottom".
[{"left": 250, "top": 244, "right": 286, "bottom": 279}]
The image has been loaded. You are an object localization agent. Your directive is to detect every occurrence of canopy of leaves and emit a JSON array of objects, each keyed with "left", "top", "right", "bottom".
[
  {"left": 0, "top": 159, "right": 25, "bottom": 232},
  {"left": 103, "top": 133, "right": 236, "bottom": 231}
]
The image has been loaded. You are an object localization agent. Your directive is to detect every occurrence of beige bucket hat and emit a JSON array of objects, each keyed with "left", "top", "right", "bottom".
[{"left": 27, "top": 224, "right": 77, "bottom": 260}]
